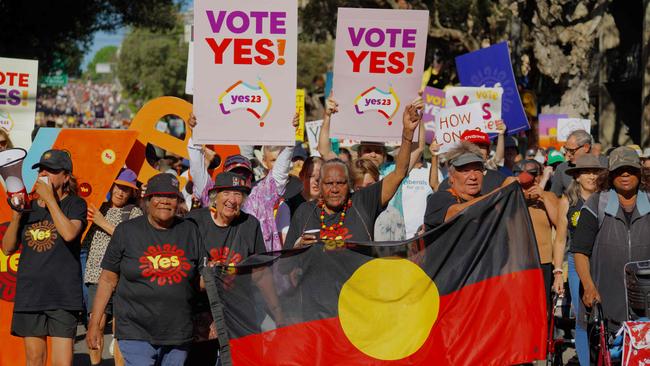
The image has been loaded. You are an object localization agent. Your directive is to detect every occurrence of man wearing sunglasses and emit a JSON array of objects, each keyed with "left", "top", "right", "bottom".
[{"left": 551, "top": 129, "right": 607, "bottom": 197}]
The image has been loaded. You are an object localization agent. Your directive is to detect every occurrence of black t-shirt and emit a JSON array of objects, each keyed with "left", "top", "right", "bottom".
[
  {"left": 437, "top": 169, "right": 505, "bottom": 194},
  {"left": 102, "top": 216, "right": 205, "bottom": 345},
  {"left": 423, "top": 191, "right": 462, "bottom": 231},
  {"left": 14, "top": 195, "right": 87, "bottom": 312},
  {"left": 284, "top": 181, "right": 384, "bottom": 249},
  {"left": 186, "top": 208, "right": 266, "bottom": 264},
  {"left": 570, "top": 209, "right": 599, "bottom": 256}
]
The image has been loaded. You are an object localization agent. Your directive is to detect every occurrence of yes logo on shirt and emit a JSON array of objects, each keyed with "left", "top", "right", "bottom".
[
  {"left": 139, "top": 244, "right": 191, "bottom": 286},
  {"left": 209, "top": 247, "right": 242, "bottom": 268},
  {"left": 24, "top": 220, "right": 58, "bottom": 253}
]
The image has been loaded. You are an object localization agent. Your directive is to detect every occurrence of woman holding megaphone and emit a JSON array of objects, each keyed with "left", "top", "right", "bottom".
[{"left": 1, "top": 149, "right": 87, "bottom": 366}]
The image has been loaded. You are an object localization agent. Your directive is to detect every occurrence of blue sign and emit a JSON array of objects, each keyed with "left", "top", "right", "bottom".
[{"left": 455, "top": 42, "right": 529, "bottom": 134}]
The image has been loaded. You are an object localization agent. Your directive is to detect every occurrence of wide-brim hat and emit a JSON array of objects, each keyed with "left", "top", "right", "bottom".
[
  {"left": 565, "top": 155, "right": 606, "bottom": 176},
  {"left": 351, "top": 141, "right": 394, "bottom": 153}
]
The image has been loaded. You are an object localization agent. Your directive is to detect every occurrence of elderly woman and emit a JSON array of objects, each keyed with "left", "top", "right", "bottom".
[
  {"left": 572, "top": 147, "right": 650, "bottom": 334},
  {"left": 552, "top": 154, "right": 605, "bottom": 366},
  {"left": 2, "top": 149, "right": 87, "bottom": 366},
  {"left": 285, "top": 101, "right": 422, "bottom": 248},
  {"left": 83, "top": 168, "right": 142, "bottom": 366},
  {"left": 87, "top": 173, "right": 204, "bottom": 366},
  {"left": 185, "top": 171, "right": 283, "bottom": 364}
]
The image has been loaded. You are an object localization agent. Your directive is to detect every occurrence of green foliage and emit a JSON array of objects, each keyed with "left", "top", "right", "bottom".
[
  {"left": 86, "top": 46, "right": 119, "bottom": 82},
  {"left": 297, "top": 40, "right": 335, "bottom": 89},
  {"left": 0, "top": 0, "right": 181, "bottom": 75},
  {"left": 299, "top": 0, "right": 392, "bottom": 42},
  {"left": 117, "top": 19, "right": 188, "bottom": 105}
]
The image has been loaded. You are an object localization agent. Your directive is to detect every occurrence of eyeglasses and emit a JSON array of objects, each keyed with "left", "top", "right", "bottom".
[{"left": 563, "top": 145, "right": 581, "bottom": 155}]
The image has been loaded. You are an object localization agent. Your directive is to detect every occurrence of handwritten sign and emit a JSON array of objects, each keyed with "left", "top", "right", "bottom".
[
  {"left": 305, "top": 120, "right": 323, "bottom": 157},
  {"left": 432, "top": 103, "right": 485, "bottom": 153}
]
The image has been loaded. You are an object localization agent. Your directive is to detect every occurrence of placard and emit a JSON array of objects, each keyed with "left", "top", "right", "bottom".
[
  {"left": 557, "top": 118, "right": 591, "bottom": 142},
  {"left": 538, "top": 114, "right": 568, "bottom": 150},
  {"left": 295, "top": 89, "right": 305, "bottom": 142},
  {"left": 445, "top": 86, "right": 502, "bottom": 133},
  {"left": 0, "top": 57, "right": 38, "bottom": 149},
  {"left": 432, "top": 103, "right": 485, "bottom": 153},
  {"left": 331, "top": 8, "right": 429, "bottom": 142},
  {"left": 193, "top": 0, "right": 298, "bottom": 145}
]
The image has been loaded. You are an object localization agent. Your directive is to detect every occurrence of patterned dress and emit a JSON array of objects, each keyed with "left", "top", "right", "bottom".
[{"left": 83, "top": 204, "right": 143, "bottom": 284}]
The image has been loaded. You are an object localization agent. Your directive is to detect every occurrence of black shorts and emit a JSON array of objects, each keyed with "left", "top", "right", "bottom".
[
  {"left": 11, "top": 309, "right": 79, "bottom": 338},
  {"left": 86, "top": 283, "right": 113, "bottom": 315}
]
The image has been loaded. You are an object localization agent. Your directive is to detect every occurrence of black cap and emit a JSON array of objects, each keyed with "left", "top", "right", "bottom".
[
  {"left": 31, "top": 149, "right": 73, "bottom": 172},
  {"left": 213, "top": 172, "right": 251, "bottom": 194},
  {"left": 144, "top": 173, "right": 181, "bottom": 197}
]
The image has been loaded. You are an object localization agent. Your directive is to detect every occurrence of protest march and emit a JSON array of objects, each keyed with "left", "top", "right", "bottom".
[{"left": 1, "top": 1, "right": 650, "bottom": 366}]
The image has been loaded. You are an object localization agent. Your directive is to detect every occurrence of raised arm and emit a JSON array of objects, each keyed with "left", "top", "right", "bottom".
[
  {"left": 317, "top": 93, "right": 339, "bottom": 160},
  {"left": 428, "top": 143, "right": 441, "bottom": 191},
  {"left": 380, "top": 98, "right": 422, "bottom": 206},
  {"left": 407, "top": 119, "right": 426, "bottom": 170},
  {"left": 492, "top": 120, "right": 506, "bottom": 166}
]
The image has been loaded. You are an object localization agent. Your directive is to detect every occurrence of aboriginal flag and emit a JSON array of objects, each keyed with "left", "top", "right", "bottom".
[{"left": 203, "top": 183, "right": 547, "bottom": 365}]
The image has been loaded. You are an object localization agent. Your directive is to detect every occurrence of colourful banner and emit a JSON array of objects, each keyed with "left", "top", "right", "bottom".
[
  {"left": 23, "top": 129, "right": 138, "bottom": 211},
  {"left": 193, "top": 0, "right": 298, "bottom": 145},
  {"left": 445, "top": 86, "right": 502, "bottom": 133},
  {"left": 0, "top": 57, "right": 38, "bottom": 149},
  {"left": 538, "top": 114, "right": 567, "bottom": 150},
  {"left": 432, "top": 103, "right": 485, "bottom": 153},
  {"left": 295, "top": 89, "right": 305, "bottom": 142},
  {"left": 455, "top": 42, "right": 529, "bottom": 134},
  {"left": 331, "top": 8, "right": 429, "bottom": 142}
]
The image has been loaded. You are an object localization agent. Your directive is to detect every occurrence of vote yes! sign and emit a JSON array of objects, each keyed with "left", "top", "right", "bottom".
[
  {"left": 193, "top": 0, "right": 297, "bottom": 145},
  {"left": 331, "top": 8, "right": 429, "bottom": 142}
]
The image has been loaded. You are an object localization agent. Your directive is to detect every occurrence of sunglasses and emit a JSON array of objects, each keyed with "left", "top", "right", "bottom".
[
  {"left": 563, "top": 145, "right": 581, "bottom": 155},
  {"left": 0, "top": 140, "right": 7, "bottom": 147}
]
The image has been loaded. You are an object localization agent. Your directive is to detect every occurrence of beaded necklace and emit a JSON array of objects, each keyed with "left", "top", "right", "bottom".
[{"left": 319, "top": 199, "right": 352, "bottom": 239}]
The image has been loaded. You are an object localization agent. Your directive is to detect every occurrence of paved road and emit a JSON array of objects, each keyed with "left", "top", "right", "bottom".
[{"left": 73, "top": 324, "right": 114, "bottom": 366}]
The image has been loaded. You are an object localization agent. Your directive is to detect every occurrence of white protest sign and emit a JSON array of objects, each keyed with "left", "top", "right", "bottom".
[
  {"left": 557, "top": 118, "right": 591, "bottom": 141},
  {"left": 445, "top": 86, "right": 502, "bottom": 133},
  {"left": 433, "top": 103, "right": 485, "bottom": 153},
  {"left": 305, "top": 120, "right": 323, "bottom": 157}
]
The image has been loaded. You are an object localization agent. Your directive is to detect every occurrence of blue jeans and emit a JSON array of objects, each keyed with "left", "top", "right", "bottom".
[
  {"left": 569, "top": 253, "right": 589, "bottom": 366},
  {"left": 118, "top": 340, "right": 189, "bottom": 366},
  {"left": 80, "top": 247, "right": 89, "bottom": 323}
]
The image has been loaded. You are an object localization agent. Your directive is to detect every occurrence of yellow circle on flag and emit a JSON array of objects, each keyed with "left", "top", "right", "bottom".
[
  {"left": 101, "top": 149, "right": 116, "bottom": 165},
  {"left": 338, "top": 258, "right": 439, "bottom": 360}
]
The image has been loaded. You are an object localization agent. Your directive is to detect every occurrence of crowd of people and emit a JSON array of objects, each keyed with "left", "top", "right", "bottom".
[
  {"left": 36, "top": 81, "right": 131, "bottom": 129},
  {"left": 3, "top": 89, "right": 650, "bottom": 366}
]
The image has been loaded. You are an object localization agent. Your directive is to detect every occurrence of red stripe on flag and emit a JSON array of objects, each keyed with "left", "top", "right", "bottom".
[{"left": 229, "top": 268, "right": 547, "bottom": 365}]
